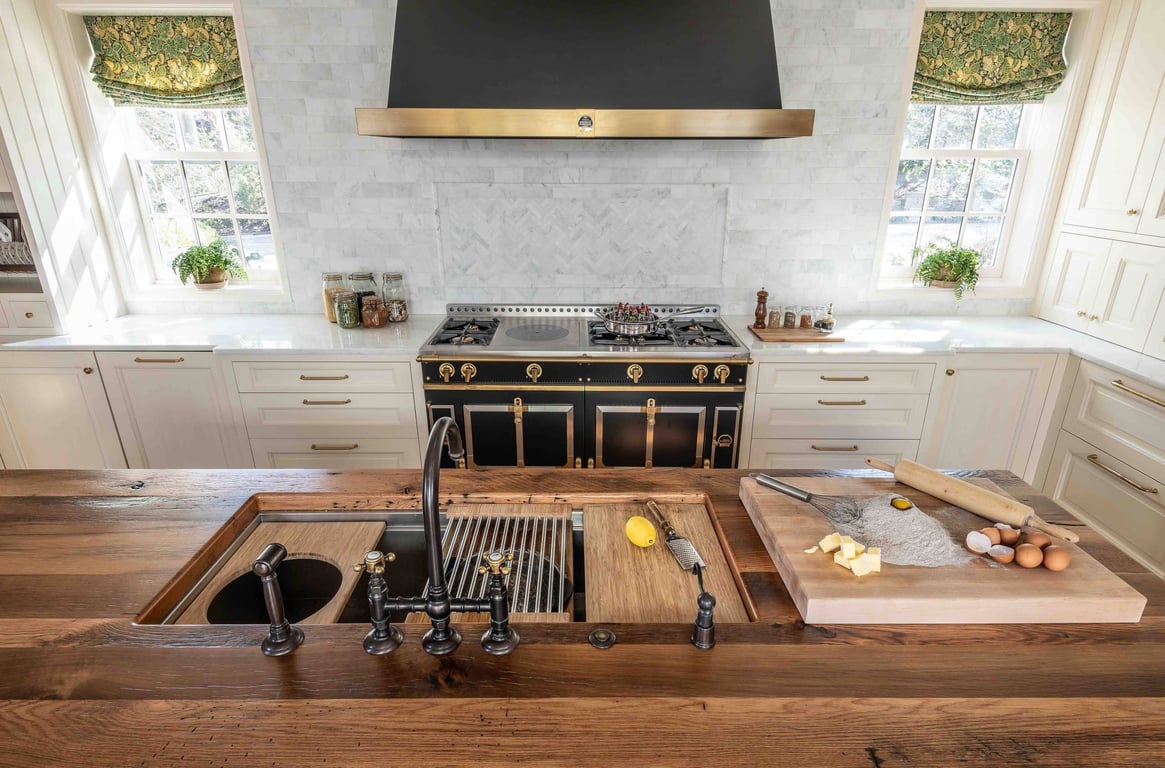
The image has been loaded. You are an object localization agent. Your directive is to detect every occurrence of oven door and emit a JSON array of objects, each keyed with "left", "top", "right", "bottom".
[
  {"left": 586, "top": 390, "right": 743, "bottom": 468},
  {"left": 427, "top": 389, "right": 584, "bottom": 468}
]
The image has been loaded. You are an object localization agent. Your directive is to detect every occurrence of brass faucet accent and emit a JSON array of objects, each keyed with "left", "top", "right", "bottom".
[
  {"left": 692, "top": 364, "right": 708, "bottom": 384},
  {"left": 353, "top": 550, "right": 403, "bottom": 655},
  {"left": 714, "top": 364, "right": 730, "bottom": 384},
  {"left": 438, "top": 362, "right": 455, "bottom": 383},
  {"left": 525, "top": 363, "right": 542, "bottom": 383},
  {"left": 627, "top": 364, "right": 644, "bottom": 384},
  {"left": 460, "top": 363, "right": 477, "bottom": 383}
]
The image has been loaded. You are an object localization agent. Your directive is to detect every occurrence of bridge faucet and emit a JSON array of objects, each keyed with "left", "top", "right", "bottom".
[{"left": 362, "top": 416, "right": 519, "bottom": 656}]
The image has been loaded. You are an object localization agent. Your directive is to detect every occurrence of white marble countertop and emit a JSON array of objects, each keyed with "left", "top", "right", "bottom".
[{"left": 4, "top": 312, "right": 1163, "bottom": 386}]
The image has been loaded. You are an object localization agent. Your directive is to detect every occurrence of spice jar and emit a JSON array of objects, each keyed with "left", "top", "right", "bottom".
[
  {"left": 381, "top": 272, "right": 409, "bottom": 322},
  {"left": 799, "top": 305, "right": 814, "bottom": 329},
  {"left": 361, "top": 295, "right": 388, "bottom": 328},
  {"left": 782, "top": 307, "right": 797, "bottom": 329},
  {"left": 768, "top": 310, "right": 783, "bottom": 329},
  {"left": 321, "top": 272, "right": 345, "bottom": 323},
  {"left": 348, "top": 272, "right": 377, "bottom": 308},
  {"left": 333, "top": 291, "right": 361, "bottom": 329}
]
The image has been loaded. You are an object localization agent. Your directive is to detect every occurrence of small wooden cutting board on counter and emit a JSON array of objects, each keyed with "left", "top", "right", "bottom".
[
  {"left": 740, "top": 476, "right": 1147, "bottom": 624},
  {"left": 583, "top": 502, "right": 749, "bottom": 623}
]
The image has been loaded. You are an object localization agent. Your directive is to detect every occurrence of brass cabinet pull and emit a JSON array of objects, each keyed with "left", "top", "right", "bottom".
[
  {"left": 311, "top": 443, "right": 359, "bottom": 451},
  {"left": 715, "top": 434, "right": 734, "bottom": 447},
  {"left": 714, "top": 364, "right": 730, "bottom": 384},
  {"left": 692, "top": 364, "right": 709, "bottom": 384},
  {"left": 438, "top": 362, "right": 455, "bottom": 383},
  {"left": 299, "top": 374, "right": 349, "bottom": 381},
  {"left": 587, "top": 458, "right": 595, "bottom": 469},
  {"left": 811, "top": 444, "right": 859, "bottom": 452},
  {"left": 1111, "top": 379, "right": 1165, "bottom": 410},
  {"left": 526, "top": 363, "right": 542, "bottom": 383},
  {"left": 1086, "top": 454, "right": 1158, "bottom": 494},
  {"left": 1088, "top": 314, "right": 1099, "bottom": 322},
  {"left": 83, "top": 367, "right": 93, "bottom": 374},
  {"left": 627, "top": 364, "right": 644, "bottom": 384},
  {"left": 460, "top": 363, "right": 477, "bottom": 383},
  {"left": 23, "top": 312, "right": 33, "bottom": 319},
  {"left": 302, "top": 398, "right": 352, "bottom": 405},
  {"left": 574, "top": 458, "right": 582, "bottom": 469},
  {"left": 133, "top": 356, "right": 185, "bottom": 364},
  {"left": 820, "top": 375, "right": 869, "bottom": 382},
  {"left": 1128, "top": 208, "right": 1140, "bottom": 216},
  {"left": 1076, "top": 310, "right": 1088, "bottom": 318},
  {"left": 817, "top": 399, "right": 867, "bottom": 406}
]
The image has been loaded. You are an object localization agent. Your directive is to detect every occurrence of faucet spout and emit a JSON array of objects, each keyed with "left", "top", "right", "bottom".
[{"left": 420, "top": 416, "right": 466, "bottom": 656}]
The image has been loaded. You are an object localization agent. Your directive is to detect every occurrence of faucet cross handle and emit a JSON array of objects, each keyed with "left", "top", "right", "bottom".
[
  {"left": 353, "top": 549, "right": 395, "bottom": 575},
  {"left": 479, "top": 551, "right": 513, "bottom": 576},
  {"left": 359, "top": 549, "right": 403, "bottom": 655}
]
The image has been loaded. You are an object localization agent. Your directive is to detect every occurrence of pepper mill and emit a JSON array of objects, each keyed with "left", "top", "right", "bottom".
[{"left": 753, "top": 287, "right": 769, "bottom": 329}]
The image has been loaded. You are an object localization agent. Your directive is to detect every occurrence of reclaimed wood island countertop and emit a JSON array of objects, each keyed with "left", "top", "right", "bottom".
[{"left": 0, "top": 467, "right": 1162, "bottom": 767}]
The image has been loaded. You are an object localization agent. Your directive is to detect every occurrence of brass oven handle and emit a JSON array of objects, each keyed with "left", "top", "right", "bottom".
[
  {"left": 508, "top": 396, "right": 527, "bottom": 425},
  {"left": 299, "top": 374, "right": 349, "bottom": 381},
  {"left": 811, "top": 445, "right": 860, "bottom": 452},
  {"left": 715, "top": 434, "right": 734, "bottom": 448},
  {"left": 644, "top": 397, "right": 658, "bottom": 427},
  {"left": 692, "top": 364, "right": 708, "bottom": 384},
  {"left": 1087, "top": 454, "right": 1158, "bottom": 494},
  {"left": 133, "top": 356, "right": 185, "bottom": 364},
  {"left": 627, "top": 364, "right": 644, "bottom": 384},
  {"left": 1111, "top": 379, "right": 1165, "bottom": 410},
  {"left": 302, "top": 398, "right": 352, "bottom": 405},
  {"left": 817, "top": 399, "right": 867, "bottom": 406},
  {"left": 526, "top": 363, "right": 543, "bottom": 383},
  {"left": 714, "top": 364, "right": 730, "bottom": 384},
  {"left": 311, "top": 444, "right": 359, "bottom": 451},
  {"left": 820, "top": 375, "right": 869, "bottom": 382},
  {"left": 438, "top": 363, "right": 455, "bottom": 383},
  {"left": 460, "top": 363, "right": 477, "bottom": 383}
]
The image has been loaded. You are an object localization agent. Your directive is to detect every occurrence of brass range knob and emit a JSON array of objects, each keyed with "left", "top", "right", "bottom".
[
  {"left": 627, "top": 364, "right": 644, "bottom": 384},
  {"left": 438, "top": 362, "right": 455, "bottom": 383},
  {"left": 692, "top": 364, "right": 709, "bottom": 384},
  {"left": 526, "top": 363, "right": 543, "bottom": 383},
  {"left": 713, "top": 364, "right": 730, "bottom": 384},
  {"left": 460, "top": 363, "right": 477, "bottom": 383}
]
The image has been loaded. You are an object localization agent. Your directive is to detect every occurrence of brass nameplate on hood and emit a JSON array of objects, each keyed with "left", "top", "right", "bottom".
[{"left": 355, "top": 108, "right": 815, "bottom": 139}]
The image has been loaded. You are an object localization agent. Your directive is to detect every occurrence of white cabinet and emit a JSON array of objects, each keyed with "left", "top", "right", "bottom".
[
  {"left": 1038, "top": 233, "right": 1165, "bottom": 349},
  {"left": 96, "top": 352, "right": 245, "bottom": 468},
  {"left": 923, "top": 354, "right": 1058, "bottom": 479},
  {"left": 746, "top": 362, "right": 934, "bottom": 470},
  {"left": 228, "top": 358, "right": 421, "bottom": 469},
  {"left": 0, "top": 351, "right": 126, "bottom": 469},
  {"left": 1061, "top": 0, "right": 1165, "bottom": 236}
]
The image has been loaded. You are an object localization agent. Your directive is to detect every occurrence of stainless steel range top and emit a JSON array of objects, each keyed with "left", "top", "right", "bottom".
[{"left": 419, "top": 304, "right": 749, "bottom": 359}]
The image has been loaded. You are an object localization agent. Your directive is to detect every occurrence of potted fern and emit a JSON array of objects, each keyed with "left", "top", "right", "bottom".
[
  {"left": 171, "top": 239, "right": 247, "bottom": 290},
  {"left": 911, "top": 240, "right": 982, "bottom": 302}
]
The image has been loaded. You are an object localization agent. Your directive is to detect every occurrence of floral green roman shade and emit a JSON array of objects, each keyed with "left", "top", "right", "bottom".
[
  {"left": 912, "top": 11, "right": 1072, "bottom": 104},
  {"left": 84, "top": 15, "right": 247, "bottom": 108}
]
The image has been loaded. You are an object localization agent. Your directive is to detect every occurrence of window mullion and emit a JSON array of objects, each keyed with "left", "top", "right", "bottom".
[{"left": 177, "top": 160, "right": 199, "bottom": 245}]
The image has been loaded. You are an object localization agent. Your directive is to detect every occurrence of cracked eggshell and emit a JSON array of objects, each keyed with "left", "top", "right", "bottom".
[
  {"left": 979, "top": 527, "right": 1002, "bottom": 545},
  {"left": 988, "top": 545, "right": 1015, "bottom": 564},
  {"left": 965, "top": 530, "right": 993, "bottom": 555}
]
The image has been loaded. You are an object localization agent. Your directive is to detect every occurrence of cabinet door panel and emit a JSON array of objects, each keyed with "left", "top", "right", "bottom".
[
  {"left": 1090, "top": 241, "right": 1165, "bottom": 349},
  {"left": 0, "top": 352, "right": 126, "bottom": 469},
  {"left": 1037, "top": 234, "right": 1108, "bottom": 330},
  {"left": 97, "top": 352, "right": 237, "bottom": 468},
  {"left": 1063, "top": 0, "right": 1165, "bottom": 232}
]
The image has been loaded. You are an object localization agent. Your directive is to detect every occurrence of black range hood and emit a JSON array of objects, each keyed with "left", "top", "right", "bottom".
[{"left": 355, "top": 0, "right": 814, "bottom": 139}]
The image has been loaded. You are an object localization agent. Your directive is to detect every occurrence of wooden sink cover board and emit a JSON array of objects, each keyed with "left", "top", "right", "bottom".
[{"left": 739, "top": 476, "right": 1146, "bottom": 624}]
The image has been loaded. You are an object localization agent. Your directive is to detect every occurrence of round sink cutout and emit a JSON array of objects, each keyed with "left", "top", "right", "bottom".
[{"left": 206, "top": 558, "right": 342, "bottom": 624}]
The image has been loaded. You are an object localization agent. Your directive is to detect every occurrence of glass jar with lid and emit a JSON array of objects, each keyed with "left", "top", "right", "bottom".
[
  {"left": 381, "top": 272, "right": 409, "bottom": 322},
  {"left": 321, "top": 272, "right": 345, "bottom": 323},
  {"left": 333, "top": 291, "right": 361, "bottom": 329},
  {"left": 361, "top": 295, "right": 388, "bottom": 328},
  {"left": 347, "top": 272, "right": 377, "bottom": 308}
]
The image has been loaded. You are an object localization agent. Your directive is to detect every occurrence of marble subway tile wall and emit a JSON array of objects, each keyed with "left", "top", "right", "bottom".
[{"left": 216, "top": 0, "right": 1029, "bottom": 317}]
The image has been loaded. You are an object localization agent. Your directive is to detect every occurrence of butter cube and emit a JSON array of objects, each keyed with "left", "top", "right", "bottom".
[
  {"left": 818, "top": 532, "right": 842, "bottom": 553},
  {"left": 866, "top": 547, "right": 882, "bottom": 573},
  {"left": 840, "top": 538, "right": 861, "bottom": 560},
  {"left": 833, "top": 551, "right": 852, "bottom": 570},
  {"left": 850, "top": 553, "right": 876, "bottom": 577}
]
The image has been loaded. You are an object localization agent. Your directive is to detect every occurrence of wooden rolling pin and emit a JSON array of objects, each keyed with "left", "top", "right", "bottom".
[{"left": 865, "top": 457, "right": 1080, "bottom": 543}]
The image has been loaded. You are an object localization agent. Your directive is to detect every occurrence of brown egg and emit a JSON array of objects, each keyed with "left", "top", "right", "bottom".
[
  {"left": 1042, "top": 545, "right": 1071, "bottom": 572},
  {"left": 998, "top": 527, "right": 1020, "bottom": 547},
  {"left": 1015, "top": 543, "right": 1044, "bottom": 568},
  {"left": 979, "top": 527, "right": 1002, "bottom": 545},
  {"left": 988, "top": 545, "right": 1015, "bottom": 564},
  {"left": 1020, "top": 531, "right": 1052, "bottom": 550}
]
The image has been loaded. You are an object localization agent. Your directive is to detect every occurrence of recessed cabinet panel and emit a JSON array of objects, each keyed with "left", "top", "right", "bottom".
[
  {"left": 239, "top": 392, "right": 418, "bottom": 439},
  {"left": 1090, "top": 242, "right": 1165, "bottom": 349},
  {"left": 233, "top": 361, "right": 412, "bottom": 393},
  {"left": 249, "top": 438, "right": 420, "bottom": 469},
  {"left": 755, "top": 363, "right": 934, "bottom": 394},
  {"left": 751, "top": 393, "right": 929, "bottom": 440},
  {"left": 749, "top": 438, "right": 918, "bottom": 470},
  {"left": 1038, "top": 234, "right": 1109, "bottom": 331}
]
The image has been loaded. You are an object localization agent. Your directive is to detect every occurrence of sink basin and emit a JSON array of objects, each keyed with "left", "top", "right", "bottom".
[{"left": 206, "top": 558, "right": 342, "bottom": 624}]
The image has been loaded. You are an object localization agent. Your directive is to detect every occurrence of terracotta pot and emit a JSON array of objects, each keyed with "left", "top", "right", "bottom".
[
  {"left": 195, "top": 268, "right": 228, "bottom": 291},
  {"left": 930, "top": 280, "right": 958, "bottom": 289}
]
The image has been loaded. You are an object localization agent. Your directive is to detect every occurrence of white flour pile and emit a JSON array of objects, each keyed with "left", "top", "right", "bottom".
[{"left": 831, "top": 493, "right": 973, "bottom": 568}]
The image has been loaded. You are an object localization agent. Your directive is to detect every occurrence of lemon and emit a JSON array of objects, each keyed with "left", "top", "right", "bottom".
[{"left": 624, "top": 515, "right": 657, "bottom": 548}]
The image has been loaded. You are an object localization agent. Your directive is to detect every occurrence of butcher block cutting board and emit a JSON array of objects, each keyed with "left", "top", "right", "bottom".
[{"left": 740, "top": 476, "right": 1146, "bottom": 624}]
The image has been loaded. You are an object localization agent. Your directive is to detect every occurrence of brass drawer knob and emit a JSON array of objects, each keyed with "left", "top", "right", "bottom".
[
  {"left": 1128, "top": 208, "right": 1140, "bottom": 216},
  {"left": 460, "top": 363, "right": 477, "bottom": 383},
  {"left": 627, "top": 364, "right": 644, "bottom": 384},
  {"left": 438, "top": 362, "right": 455, "bottom": 383},
  {"left": 714, "top": 364, "right": 730, "bottom": 384},
  {"left": 526, "top": 363, "right": 543, "bottom": 383},
  {"left": 692, "top": 364, "right": 709, "bottom": 384}
]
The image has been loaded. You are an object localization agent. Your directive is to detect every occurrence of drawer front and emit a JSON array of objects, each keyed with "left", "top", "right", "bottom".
[
  {"left": 233, "top": 361, "right": 412, "bottom": 393},
  {"left": 1063, "top": 362, "right": 1165, "bottom": 484},
  {"left": 748, "top": 438, "right": 918, "bottom": 471},
  {"left": 240, "top": 392, "right": 418, "bottom": 439},
  {"left": 250, "top": 438, "right": 421, "bottom": 469},
  {"left": 754, "top": 363, "right": 935, "bottom": 394},
  {"left": 751, "top": 393, "right": 930, "bottom": 440},
  {"left": 1046, "top": 431, "right": 1165, "bottom": 576},
  {"left": 9, "top": 301, "right": 53, "bottom": 328}
]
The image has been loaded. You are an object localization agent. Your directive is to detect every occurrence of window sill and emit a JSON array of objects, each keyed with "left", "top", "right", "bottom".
[
  {"left": 873, "top": 277, "right": 1032, "bottom": 299},
  {"left": 124, "top": 281, "right": 292, "bottom": 304}
]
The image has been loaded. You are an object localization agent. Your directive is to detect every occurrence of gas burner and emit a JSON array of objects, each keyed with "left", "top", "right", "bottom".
[
  {"left": 687, "top": 335, "right": 721, "bottom": 347},
  {"left": 669, "top": 318, "right": 736, "bottom": 348},
  {"left": 587, "top": 321, "right": 675, "bottom": 347},
  {"left": 448, "top": 334, "right": 479, "bottom": 345},
  {"left": 430, "top": 317, "right": 500, "bottom": 346}
]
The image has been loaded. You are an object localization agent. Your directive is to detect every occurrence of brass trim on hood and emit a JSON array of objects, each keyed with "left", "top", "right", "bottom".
[{"left": 355, "top": 107, "right": 815, "bottom": 139}]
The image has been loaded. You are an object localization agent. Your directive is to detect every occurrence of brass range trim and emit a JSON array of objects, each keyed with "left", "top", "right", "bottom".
[
  {"left": 423, "top": 383, "right": 746, "bottom": 393},
  {"left": 418, "top": 355, "right": 751, "bottom": 364},
  {"left": 357, "top": 107, "right": 815, "bottom": 139}
]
